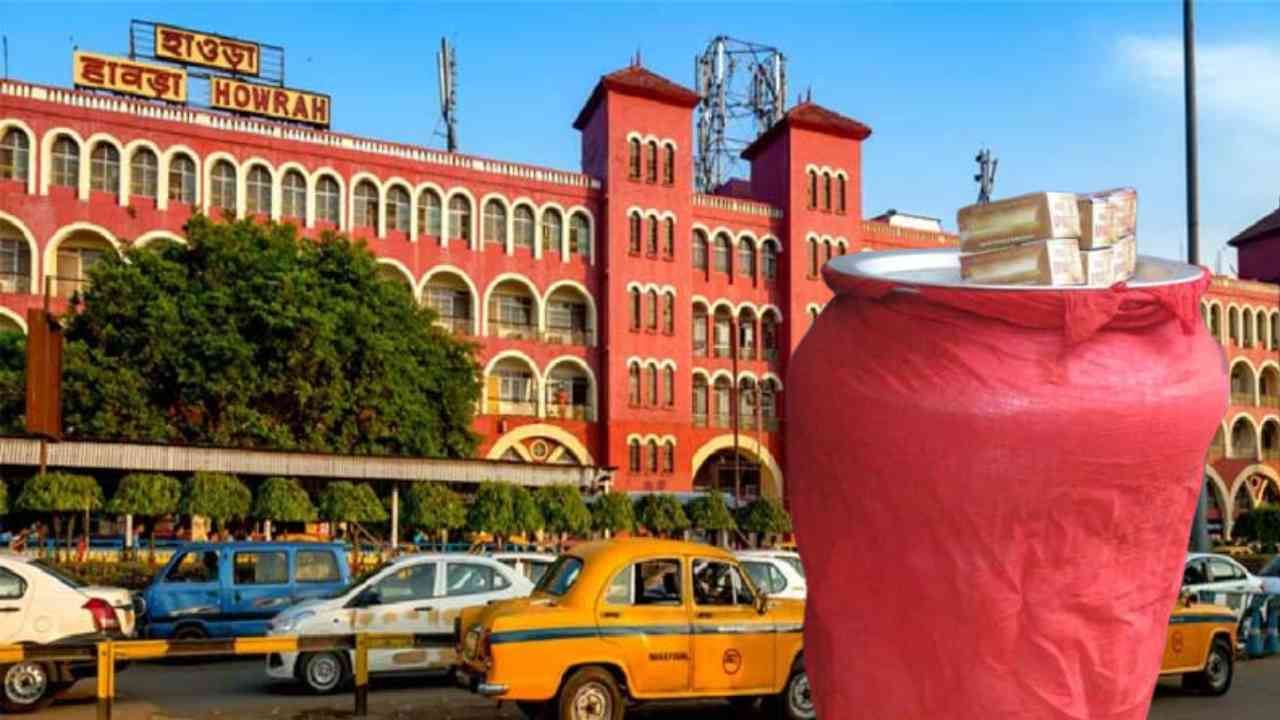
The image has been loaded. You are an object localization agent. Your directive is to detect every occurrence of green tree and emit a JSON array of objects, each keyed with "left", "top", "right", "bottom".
[
  {"left": 253, "top": 477, "right": 317, "bottom": 539},
  {"left": 634, "top": 494, "right": 690, "bottom": 539},
  {"left": 688, "top": 492, "right": 737, "bottom": 531},
  {"left": 0, "top": 331, "right": 24, "bottom": 435},
  {"left": 106, "top": 473, "right": 181, "bottom": 562},
  {"left": 468, "top": 482, "right": 515, "bottom": 547},
  {"left": 590, "top": 491, "right": 635, "bottom": 537},
  {"left": 181, "top": 472, "right": 252, "bottom": 536},
  {"left": 738, "top": 495, "right": 793, "bottom": 547},
  {"left": 402, "top": 483, "right": 466, "bottom": 546},
  {"left": 536, "top": 485, "right": 591, "bottom": 549},
  {"left": 16, "top": 473, "right": 103, "bottom": 561},
  {"left": 0, "top": 478, "right": 7, "bottom": 516},
  {"left": 512, "top": 486, "right": 545, "bottom": 541},
  {"left": 54, "top": 216, "right": 481, "bottom": 457},
  {"left": 319, "top": 481, "right": 387, "bottom": 564},
  {"left": 1234, "top": 505, "right": 1280, "bottom": 545}
]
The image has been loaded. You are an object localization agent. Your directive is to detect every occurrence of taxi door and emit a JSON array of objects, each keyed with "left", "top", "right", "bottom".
[
  {"left": 1163, "top": 610, "right": 1213, "bottom": 674},
  {"left": 596, "top": 556, "right": 692, "bottom": 695},
  {"left": 689, "top": 558, "right": 774, "bottom": 694},
  {"left": 357, "top": 560, "right": 442, "bottom": 673}
]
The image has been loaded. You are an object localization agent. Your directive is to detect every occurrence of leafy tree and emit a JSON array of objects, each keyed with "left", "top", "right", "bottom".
[
  {"left": 253, "top": 477, "right": 317, "bottom": 539},
  {"left": 319, "top": 481, "right": 387, "bottom": 564},
  {"left": 590, "top": 491, "right": 635, "bottom": 537},
  {"left": 1234, "top": 505, "right": 1280, "bottom": 544},
  {"left": 688, "top": 492, "right": 737, "bottom": 531},
  {"left": 512, "top": 486, "right": 545, "bottom": 540},
  {"left": 634, "top": 494, "right": 690, "bottom": 538},
  {"left": 739, "top": 495, "right": 793, "bottom": 547},
  {"left": 402, "top": 483, "right": 466, "bottom": 545},
  {"left": 0, "top": 478, "right": 7, "bottom": 516},
  {"left": 16, "top": 473, "right": 103, "bottom": 561},
  {"left": 181, "top": 472, "right": 252, "bottom": 535},
  {"left": 0, "top": 331, "right": 24, "bottom": 435},
  {"left": 106, "top": 473, "right": 181, "bottom": 562},
  {"left": 536, "top": 485, "right": 591, "bottom": 549},
  {"left": 55, "top": 216, "right": 481, "bottom": 457},
  {"left": 467, "top": 482, "right": 543, "bottom": 549}
]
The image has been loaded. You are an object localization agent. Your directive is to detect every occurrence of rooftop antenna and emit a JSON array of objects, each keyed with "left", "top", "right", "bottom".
[
  {"left": 974, "top": 148, "right": 998, "bottom": 204},
  {"left": 436, "top": 37, "right": 458, "bottom": 152},
  {"left": 694, "top": 35, "right": 786, "bottom": 193}
]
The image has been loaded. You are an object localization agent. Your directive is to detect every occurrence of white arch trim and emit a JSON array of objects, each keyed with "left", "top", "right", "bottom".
[
  {"left": 544, "top": 279, "right": 598, "bottom": 345},
  {"left": 485, "top": 423, "right": 594, "bottom": 465},
  {"left": 375, "top": 257, "right": 416, "bottom": 289},
  {"left": 690, "top": 434, "right": 784, "bottom": 499},
  {"left": 310, "top": 167, "right": 347, "bottom": 230},
  {"left": 84, "top": 132, "right": 126, "bottom": 204},
  {"left": 482, "top": 272, "right": 543, "bottom": 336},
  {"left": 121, "top": 138, "right": 164, "bottom": 210},
  {"left": 0, "top": 306, "right": 27, "bottom": 334},
  {"left": 133, "top": 230, "right": 187, "bottom": 248},
  {"left": 39, "top": 126, "right": 86, "bottom": 199},
  {"left": 0, "top": 210, "right": 40, "bottom": 292},
  {"left": 202, "top": 151, "right": 240, "bottom": 217},
  {"left": 44, "top": 222, "right": 122, "bottom": 283},
  {"left": 0, "top": 119, "right": 37, "bottom": 195},
  {"left": 420, "top": 264, "right": 481, "bottom": 335}
]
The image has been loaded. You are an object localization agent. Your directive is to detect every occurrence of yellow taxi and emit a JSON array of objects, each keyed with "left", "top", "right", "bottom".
[
  {"left": 455, "top": 538, "right": 809, "bottom": 720},
  {"left": 1159, "top": 597, "right": 1237, "bottom": 695}
]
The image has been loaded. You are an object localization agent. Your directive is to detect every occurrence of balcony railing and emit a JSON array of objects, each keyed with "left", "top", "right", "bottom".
[
  {"left": 713, "top": 344, "right": 731, "bottom": 359},
  {"left": 434, "top": 315, "right": 473, "bottom": 335},
  {"left": 486, "top": 399, "right": 537, "bottom": 416},
  {"left": 544, "top": 326, "right": 593, "bottom": 347},
  {"left": 1264, "top": 447, "right": 1280, "bottom": 461},
  {"left": 546, "top": 403, "right": 594, "bottom": 421},
  {"left": 738, "top": 346, "right": 756, "bottom": 361},
  {"left": 1230, "top": 392, "right": 1256, "bottom": 407},
  {"left": 1261, "top": 395, "right": 1280, "bottom": 409},
  {"left": 693, "top": 342, "right": 707, "bottom": 358},
  {"left": 490, "top": 320, "right": 538, "bottom": 341},
  {"left": 0, "top": 271, "right": 30, "bottom": 294},
  {"left": 712, "top": 413, "right": 732, "bottom": 429},
  {"left": 693, "top": 413, "right": 708, "bottom": 428}
]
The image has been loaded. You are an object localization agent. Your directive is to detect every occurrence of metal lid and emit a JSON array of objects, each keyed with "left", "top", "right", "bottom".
[{"left": 826, "top": 248, "right": 1204, "bottom": 292}]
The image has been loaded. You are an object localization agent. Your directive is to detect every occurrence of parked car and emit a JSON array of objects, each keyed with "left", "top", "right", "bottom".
[
  {"left": 0, "top": 551, "right": 136, "bottom": 713},
  {"left": 736, "top": 551, "right": 807, "bottom": 600},
  {"left": 1256, "top": 555, "right": 1280, "bottom": 595},
  {"left": 138, "top": 542, "right": 350, "bottom": 640},
  {"left": 456, "top": 538, "right": 811, "bottom": 720},
  {"left": 1182, "top": 553, "right": 1264, "bottom": 617},
  {"left": 266, "top": 553, "right": 533, "bottom": 694},
  {"left": 738, "top": 548, "right": 805, "bottom": 579},
  {"left": 491, "top": 551, "right": 557, "bottom": 584},
  {"left": 1160, "top": 594, "right": 1238, "bottom": 696}
]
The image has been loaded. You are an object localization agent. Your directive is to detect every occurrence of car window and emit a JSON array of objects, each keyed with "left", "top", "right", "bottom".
[
  {"left": 1209, "top": 559, "right": 1241, "bottom": 583},
  {"left": 296, "top": 551, "right": 341, "bottom": 583},
  {"left": 375, "top": 563, "right": 438, "bottom": 603},
  {"left": 605, "top": 559, "right": 682, "bottom": 606},
  {"left": 166, "top": 551, "right": 220, "bottom": 583},
  {"left": 693, "top": 559, "right": 754, "bottom": 606},
  {"left": 0, "top": 568, "right": 26, "bottom": 599},
  {"left": 742, "top": 562, "right": 771, "bottom": 594},
  {"left": 528, "top": 561, "right": 552, "bottom": 584},
  {"left": 534, "top": 556, "right": 583, "bottom": 596},
  {"left": 446, "top": 562, "right": 510, "bottom": 597},
  {"left": 767, "top": 565, "right": 788, "bottom": 594},
  {"left": 31, "top": 560, "right": 84, "bottom": 589},
  {"left": 497, "top": 558, "right": 517, "bottom": 568},
  {"left": 1183, "top": 559, "right": 1207, "bottom": 586},
  {"left": 234, "top": 551, "right": 289, "bottom": 585},
  {"left": 782, "top": 557, "right": 805, "bottom": 578}
]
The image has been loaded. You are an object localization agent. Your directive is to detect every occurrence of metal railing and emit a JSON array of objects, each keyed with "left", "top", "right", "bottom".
[
  {"left": 434, "top": 315, "right": 473, "bottom": 335},
  {"left": 544, "top": 326, "right": 593, "bottom": 347},
  {"left": 1231, "top": 392, "right": 1256, "bottom": 407},
  {"left": 0, "top": 271, "right": 30, "bottom": 294},
  {"left": 546, "top": 403, "right": 594, "bottom": 421},
  {"left": 486, "top": 399, "right": 537, "bottom": 416},
  {"left": 489, "top": 320, "right": 538, "bottom": 341},
  {"left": 713, "top": 344, "right": 731, "bottom": 359}
]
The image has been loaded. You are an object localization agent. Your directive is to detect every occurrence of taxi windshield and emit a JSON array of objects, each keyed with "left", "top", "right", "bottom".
[{"left": 534, "top": 555, "right": 583, "bottom": 596}]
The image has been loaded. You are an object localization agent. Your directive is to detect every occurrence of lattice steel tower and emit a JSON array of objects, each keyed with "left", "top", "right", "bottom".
[{"left": 694, "top": 36, "right": 786, "bottom": 193}]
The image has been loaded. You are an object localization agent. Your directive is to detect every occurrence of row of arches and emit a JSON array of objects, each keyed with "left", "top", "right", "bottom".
[
  {"left": 482, "top": 352, "right": 597, "bottom": 421},
  {"left": 691, "top": 299, "right": 783, "bottom": 362},
  {"left": 804, "top": 165, "right": 848, "bottom": 214},
  {"left": 1, "top": 120, "right": 597, "bottom": 262},
  {"left": 1227, "top": 359, "right": 1280, "bottom": 409},
  {"left": 1202, "top": 300, "right": 1280, "bottom": 351},
  {"left": 1206, "top": 465, "right": 1280, "bottom": 539},
  {"left": 1215, "top": 414, "right": 1280, "bottom": 462},
  {"left": 692, "top": 370, "right": 783, "bottom": 432},
  {"left": 627, "top": 358, "right": 678, "bottom": 409},
  {"left": 627, "top": 434, "right": 678, "bottom": 474},
  {"left": 626, "top": 133, "right": 677, "bottom": 186},
  {"left": 692, "top": 227, "right": 782, "bottom": 284},
  {"left": 806, "top": 234, "right": 851, "bottom": 277}
]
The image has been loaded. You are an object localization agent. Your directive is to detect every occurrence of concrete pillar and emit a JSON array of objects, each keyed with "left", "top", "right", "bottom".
[
  {"left": 389, "top": 484, "right": 399, "bottom": 551},
  {"left": 264, "top": 519, "right": 273, "bottom": 542},
  {"left": 124, "top": 514, "right": 133, "bottom": 549}
]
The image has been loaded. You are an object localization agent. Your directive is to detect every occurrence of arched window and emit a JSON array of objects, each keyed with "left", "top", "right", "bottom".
[
  {"left": 281, "top": 170, "right": 306, "bottom": 220},
  {"left": 168, "top": 154, "right": 196, "bottom": 205},
  {"left": 129, "top": 148, "right": 158, "bottom": 200},
  {"left": 629, "top": 439, "right": 642, "bottom": 472},
  {"left": 808, "top": 238, "right": 819, "bottom": 276},
  {"left": 662, "top": 292, "right": 674, "bottom": 335},
  {"left": 822, "top": 172, "right": 832, "bottom": 210},
  {"left": 628, "top": 138, "right": 642, "bottom": 179},
  {"left": 662, "top": 442, "right": 675, "bottom": 473},
  {"left": 693, "top": 375, "right": 709, "bottom": 426},
  {"left": 824, "top": 240, "right": 834, "bottom": 263},
  {"left": 541, "top": 208, "right": 563, "bottom": 255},
  {"left": 739, "top": 239, "right": 756, "bottom": 280},
  {"left": 1244, "top": 309, "right": 1255, "bottom": 347},
  {"left": 90, "top": 143, "right": 120, "bottom": 193},
  {"left": 762, "top": 312, "right": 779, "bottom": 361},
  {"left": 646, "top": 289, "right": 659, "bottom": 330},
  {"left": 629, "top": 212, "right": 642, "bottom": 254},
  {"left": 740, "top": 378, "right": 759, "bottom": 429},
  {"left": 692, "top": 305, "right": 708, "bottom": 356},
  {"left": 418, "top": 189, "right": 442, "bottom": 237},
  {"left": 714, "top": 233, "right": 732, "bottom": 275},
  {"left": 1228, "top": 307, "right": 1239, "bottom": 345},
  {"left": 646, "top": 140, "right": 659, "bottom": 183},
  {"left": 210, "top": 160, "right": 237, "bottom": 211},
  {"left": 647, "top": 217, "right": 659, "bottom": 255},
  {"left": 807, "top": 171, "right": 817, "bottom": 209},
  {"left": 51, "top": 136, "right": 80, "bottom": 188},
  {"left": 513, "top": 205, "right": 535, "bottom": 250},
  {"left": 354, "top": 181, "right": 379, "bottom": 229},
  {"left": 761, "top": 380, "right": 779, "bottom": 429},
  {"left": 0, "top": 129, "right": 29, "bottom": 182},
  {"left": 629, "top": 288, "right": 642, "bottom": 330},
  {"left": 569, "top": 212, "right": 590, "bottom": 259},
  {"left": 663, "top": 218, "right": 675, "bottom": 258},
  {"left": 663, "top": 367, "right": 675, "bottom": 406},
  {"left": 450, "top": 196, "right": 472, "bottom": 243},
  {"left": 0, "top": 233, "right": 32, "bottom": 293},
  {"left": 836, "top": 175, "right": 847, "bottom": 213},
  {"left": 693, "top": 230, "right": 708, "bottom": 271},
  {"left": 386, "top": 186, "right": 411, "bottom": 233},
  {"left": 628, "top": 363, "right": 641, "bottom": 405},
  {"left": 647, "top": 365, "right": 658, "bottom": 405},
  {"left": 663, "top": 144, "right": 675, "bottom": 185},
  {"left": 245, "top": 165, "right": 272, "bottom": 215},
  {"left": 647, "top": 440, "right": 659, "bottom": 472},
  {"left": 713, "top": 377, "right": 732, "bottom": 427},
  {"left": 738, "top": 310, "right": 756, "bottom": 360},
  {"left": 316, "top": 176, "right": 341, "bottom": 225},
  {"left": 763, "top": 241, "right": 778, "bottom": 281}
]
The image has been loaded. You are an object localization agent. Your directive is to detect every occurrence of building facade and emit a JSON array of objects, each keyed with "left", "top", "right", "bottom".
[{"left": 0, "top": 63, "right": 955, "bottom": 499}]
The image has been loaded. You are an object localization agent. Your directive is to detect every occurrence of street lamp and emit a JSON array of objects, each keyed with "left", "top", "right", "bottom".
[{"left": 1184, "top": 0, "right": 1211, "bottom": 553}]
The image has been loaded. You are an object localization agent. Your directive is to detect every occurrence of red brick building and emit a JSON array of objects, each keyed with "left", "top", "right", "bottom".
[{"left": 0, "top": 62, "right": 954, "bottom": 499}]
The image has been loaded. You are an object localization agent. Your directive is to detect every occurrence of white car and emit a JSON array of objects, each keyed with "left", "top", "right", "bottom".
[
  {"left": 1257, "top": 555, "right": 1280, "bottom": 595},
  {"left": 736, "top": 552, "right": 807, "bottom": 601},
  {"left": 1183, "top": 552, "right": 1264, "bottom": 617},
  {"left": 265, "top": 553, "right": 534, "bottom": 693},
  {"left": 0, "top": 552, "right": 136, "bottom": 713},
  {"left": 738, "top": 549, "right": 805, "bottom": 578},
  {"left": 491, "top": 551, "right": 557, "bottom": 585}
]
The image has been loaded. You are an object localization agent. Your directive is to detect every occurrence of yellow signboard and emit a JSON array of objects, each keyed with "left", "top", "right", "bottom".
[
  {"left": 210, "top": 77, "right": 331, "bottom": 128},
  {"left": 73, "top": 51, "right": 187, "bottom": 102},
  {"left": 155, "top": 24, "right": 261, "bottom": 76}
]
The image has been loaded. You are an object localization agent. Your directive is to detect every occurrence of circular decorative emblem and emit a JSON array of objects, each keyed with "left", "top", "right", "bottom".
[
  {"left": 529, "top": 440, "right": 550, "bottom": 460},
  {"left": 1171, "top": 630, "right": 1184, "bottom": 654},
  {"left": 722, "top": 648, "right": 743, "bottom": 675}
]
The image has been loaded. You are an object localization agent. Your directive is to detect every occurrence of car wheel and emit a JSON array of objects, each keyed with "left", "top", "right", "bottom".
[
  {"left": 765, "top": 663, "right": 815, "bottom": 720},
  {"left": 1, "top": 661, "right": 57, "bottom": 714},
  {"left": 556, "top": 666, "right": 624, "bottom": 720},
  {"left": 517, "top": 701, "right": 552, "bottom": 720},
  {"left": 298, "top": 651, "right": 349, "bottom": 695},
  {"left": 1190, "top": 638, "right": 1234, "bottom": 696},
  {"left": 172, "top": 624, "right": 208, "bottom": 641}
]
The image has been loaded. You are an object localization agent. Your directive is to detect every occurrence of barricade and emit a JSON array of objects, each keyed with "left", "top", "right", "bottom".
[{"left": 0, "top": 632, "right": 449, "bottom": 720}]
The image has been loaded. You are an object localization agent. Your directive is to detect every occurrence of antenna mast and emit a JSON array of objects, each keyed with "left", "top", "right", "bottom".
[
  {"left": 974, "top": 148, "right": 997, "bottom": 204},
  {"left": 694, "top": 36, "right": 786, "bottom": 193},
  {"left": 436, "top": 37, "right": 458, "bottom": 152}
]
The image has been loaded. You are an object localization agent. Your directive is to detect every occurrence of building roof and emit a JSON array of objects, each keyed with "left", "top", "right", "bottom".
[
  {"left": 741, "top": 102, "right": 873, "bottom": 160},
  {"left": 572, "top": 64, "right": 702, "bottom": 130},
  {"left": 1228, "top": 206, "right": 1280, "bottom": 248}
]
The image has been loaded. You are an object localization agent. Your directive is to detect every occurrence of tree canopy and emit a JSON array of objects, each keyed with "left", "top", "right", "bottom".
[
  {"left": 511, "top": 485, "right": 544, "bottom": 536},
  {"left": 0, "top": 331, "right": 24, "bottom": 435},
  {"left": 401, "top": 483, "right": 467, "bottom": 534},
  {"left": 590, "top": 491, "right": 635, "bottom": 534},
  {"left": 0, "top": 478, "right": 7, "bottom": 516},
  {"left": 54, "top": 216, "right": 481, "bottom": 457},
  {"left": 181, "top": 472, "right": 252, "bottom": 525},
  {"left": 107, "top": 473, "right": 182, "bottom": 518},
  {"left": 319, "top": 481, "right": 388, "bottom": 524},
  {"left": 467, "top": 482, "right": 544, "bottom": 541},
  {"left": 535, "top": 485, "right": 591, "bottom": 538},
  {"left": 253, "top": 477, "right": 317, "bottom": 523},
  {"left": 16, "top": 472, "right": 103, "bottom": 513},
  {"left": 634, "top": 494, "right": 689, "bottom": 537},
  {"left": 738, "top": 495, "right": 793, "bottom": 535},
  {"left": 688, "top": 492, "right": 737, "bottom": 531}
]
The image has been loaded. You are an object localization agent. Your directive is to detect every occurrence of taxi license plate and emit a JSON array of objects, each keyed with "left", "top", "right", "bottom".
[{"left": 463, "top": 629, "right": 479, "bottom": 660}]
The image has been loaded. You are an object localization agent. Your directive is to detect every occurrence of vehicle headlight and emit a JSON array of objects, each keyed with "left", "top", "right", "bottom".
[{"left": 271, "top": 610, "right": 314, "bottom": 634}]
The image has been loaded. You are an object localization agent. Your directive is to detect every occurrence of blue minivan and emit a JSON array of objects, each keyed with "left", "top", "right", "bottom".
[{"left": 138, "top": 542, "right": 351, "bottom": 639}]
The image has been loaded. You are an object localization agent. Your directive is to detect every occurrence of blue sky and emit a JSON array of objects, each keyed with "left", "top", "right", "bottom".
[{"left": 5, "top": 1, "right": 1276, "bottom": 270}]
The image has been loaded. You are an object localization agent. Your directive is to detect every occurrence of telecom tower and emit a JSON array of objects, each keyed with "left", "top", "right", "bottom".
[
  {"left": 436, "top": 38, "right": 458, "bottom": 152},
  {"left": 694, "top": 36, "right": 786, "bottom": 193},
  {"left": 974, "top": 148, "right": 997, "bottom": 204}
]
